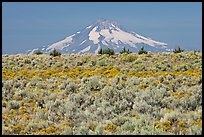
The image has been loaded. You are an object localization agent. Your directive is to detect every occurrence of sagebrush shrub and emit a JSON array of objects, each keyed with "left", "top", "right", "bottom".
[{"left": 9, "top": 100, "right": 20, "bottom": 109}]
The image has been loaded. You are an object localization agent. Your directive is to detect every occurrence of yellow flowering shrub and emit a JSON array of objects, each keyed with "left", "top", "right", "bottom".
[
  {"left": 138, "top": 84, "right": 149, "bottom": 89},
  {"left": 104, "top": 124, "right": 117, "bottom": 133},
  {"left": 191, "top": 119, "right": 202, "bottom": 128},
  {"left": 133, "top": 115, "right": 140, "bottom": 119}
]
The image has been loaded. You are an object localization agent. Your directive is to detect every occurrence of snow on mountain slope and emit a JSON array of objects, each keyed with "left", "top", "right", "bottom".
[
  {"left": 79, "top": 45, "right": 91, "bottom": 54},
  {"left": 89, "top": 27, "right": 100, "bottom": 44},
  {"left": 46, "top": 35, "right": 74, "bottom": 51},
  {"left": 26, "top": 19, "right": 170, "bottom": 54}
]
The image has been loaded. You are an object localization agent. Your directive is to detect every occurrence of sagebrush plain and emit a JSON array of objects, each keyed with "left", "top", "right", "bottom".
[{"left": 2, "top": 51, "right": 202, "bottom": 135}]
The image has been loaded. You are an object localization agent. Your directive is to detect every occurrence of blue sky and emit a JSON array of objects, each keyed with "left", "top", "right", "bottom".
[{"left": 2, "top": 2, "right": 202, "bottom": 54}]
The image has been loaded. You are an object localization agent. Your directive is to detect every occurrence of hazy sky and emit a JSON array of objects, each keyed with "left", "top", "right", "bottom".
[{"left": 2, "top": 2, "right": 202, "bottom": 54}]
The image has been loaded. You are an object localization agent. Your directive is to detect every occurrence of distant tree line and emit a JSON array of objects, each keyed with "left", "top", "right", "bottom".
[
  {"left": 34, "top": 46, "right": 186, "bottom": 56},
  {"left": 98, "top": 48, "right": 115, "bottom": 55},
  {"left": 173, "top": 46, "right": 184, "bottom": 53},
  {"left": 98, "top": 46, "right": 148, "bottom": 55},
  {"left": 34, "top": 49, "right": 61, "bottom": 57}
]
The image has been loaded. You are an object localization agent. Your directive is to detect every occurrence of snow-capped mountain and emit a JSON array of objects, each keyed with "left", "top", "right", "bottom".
[{"left": 26, "top": 19, "right": 171, "bottom": 54}]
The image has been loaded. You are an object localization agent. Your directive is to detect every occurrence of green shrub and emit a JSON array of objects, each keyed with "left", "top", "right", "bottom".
[
  {"left": 138, "top": 46, "right": 148, "bottom": 55},
  {"left": 50, "top": 48, "right": 61, "bottom": 57},
  {"left": 9, "top": 100, "right": 20, "bottom": 109},
  {"left": 91, "top": 60, "right": 97, "bottom": 66},
  {"left": 98, "top": 59, "right": 107, "bottom": 66},
  {"left": 120, "top": 47, "right": 132, "bottom": 54},
  {"left": 34, "top": 50, "right": 43, "bottom": 55},
  {"left": 81, "top": 57, "right": 89, "bottom": 63},
  {"left": 24, "top": 59, "right": 31, "bottom": 64},
  {"left": 98, "top": 48, "right": 115, "bottom": 55},
  {"left": 121, "top": 55, "right": 136, "bottom": 62},
  {"left": 173, "top": 46, "right": 184, "bottom": 53}
]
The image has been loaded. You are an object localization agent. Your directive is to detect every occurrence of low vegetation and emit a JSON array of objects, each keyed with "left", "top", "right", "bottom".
[{"left": 2, "top": 51, "right": 202, "bottom": 135}]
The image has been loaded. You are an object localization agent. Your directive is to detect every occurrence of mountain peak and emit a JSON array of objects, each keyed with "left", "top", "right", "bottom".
[{"left": 93, "top": 19, "right": 120, "bottom": 30}]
